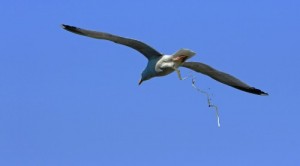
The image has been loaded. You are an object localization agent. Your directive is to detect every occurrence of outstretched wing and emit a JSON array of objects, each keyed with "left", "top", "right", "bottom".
[
  {"left": 182, "top": 62, "right": 268, "bottom": 95},
  {"left": 62, "top": 24, "right": 162, "bottom": 60}
]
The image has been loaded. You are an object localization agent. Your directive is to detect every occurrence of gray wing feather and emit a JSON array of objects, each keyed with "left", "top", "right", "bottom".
[
  {"left": 182, "top": 62, "right": 268, "bottom": 95},
  {"left": 62, "top": 24, "right": 162, "bottom": 60}
]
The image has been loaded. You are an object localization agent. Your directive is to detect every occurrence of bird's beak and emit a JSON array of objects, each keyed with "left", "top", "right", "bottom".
[{"left": 138, "top": 79, "right": 143, "bottom": 85}]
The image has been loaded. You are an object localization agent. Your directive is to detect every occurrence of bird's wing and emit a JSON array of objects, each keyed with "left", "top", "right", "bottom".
[
  {"left": 62, "top": 24, "right": 162, "bottom": 60},
  {"left": 181, "top": 62, "right": 268, "bottom": 95}
]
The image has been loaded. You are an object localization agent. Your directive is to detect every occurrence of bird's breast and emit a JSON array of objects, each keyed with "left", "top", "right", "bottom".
[{"left": 154, "top": 56, "right": 176, "bottom": 76}]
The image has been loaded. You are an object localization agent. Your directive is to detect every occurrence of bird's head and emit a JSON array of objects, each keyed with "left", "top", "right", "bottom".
[{"left": 138, "top": 71, "right": 153, "bottom": 85}]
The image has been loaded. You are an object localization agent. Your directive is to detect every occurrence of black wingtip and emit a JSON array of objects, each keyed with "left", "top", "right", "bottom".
[
  {"left": 252, "top": 88, "right": 269, "bottom": 96},
  {"left": 61, "top": 24, "right": 68, "bottom": 29},
  {"left": 61, "top": 24, "right": 78, "bottom": 31},
  {"left": 61, "top": 24, "right": 85, "bottom": 35},
  {"left": 233, "top": 86, "right": 269, "bottom": 96}
]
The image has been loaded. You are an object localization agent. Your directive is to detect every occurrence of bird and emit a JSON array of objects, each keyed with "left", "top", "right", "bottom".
[{"left": 61, "top": 24, "right": 268, "bottom": 96}]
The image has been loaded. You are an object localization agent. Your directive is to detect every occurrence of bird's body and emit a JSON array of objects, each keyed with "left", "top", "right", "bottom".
[
  {"left": 152, "top": 49, "right": 196, "bottom": 77},
  {"left": 62, "top": 24, "right": 268, "bottom": 95}
]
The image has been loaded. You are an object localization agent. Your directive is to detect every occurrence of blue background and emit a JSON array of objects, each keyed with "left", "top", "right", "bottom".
[{"left": 1, "top": 0, "right": 299, "bottom": 165}]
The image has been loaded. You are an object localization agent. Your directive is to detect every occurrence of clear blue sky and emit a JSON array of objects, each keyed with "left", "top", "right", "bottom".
[{"left": 1, "top": 0, "right": 299, "bottom": 165}]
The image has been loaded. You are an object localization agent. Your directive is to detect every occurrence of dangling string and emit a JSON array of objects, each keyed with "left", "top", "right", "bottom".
[
  {"left": 191, "top": 77, "right": 220, "bottom": 127},
  {"left": 181, "top": 72, "right": 221, "bottom": 127},
  {"left": 174, "top": 68, "right": 221, "bottom": 127}
]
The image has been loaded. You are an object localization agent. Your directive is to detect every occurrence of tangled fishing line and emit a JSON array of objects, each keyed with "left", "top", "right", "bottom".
[{"left": 183, "top": 74, "right": 221, "bottom": 127}]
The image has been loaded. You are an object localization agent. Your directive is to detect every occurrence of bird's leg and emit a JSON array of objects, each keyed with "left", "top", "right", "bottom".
[
  {"left": 172, "top": 55, "right": 191, "bottom": 80},
  {"left": 173, "top": 67, "right": 189, "bottom": 80},
  {"left": 174, "top": 68, "right": 183, "bottom": 80}
]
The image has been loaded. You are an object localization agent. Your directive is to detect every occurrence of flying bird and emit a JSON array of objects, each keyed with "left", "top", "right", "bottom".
[{"left": 61, "top": 24, "right": 268, "bottom": 96}]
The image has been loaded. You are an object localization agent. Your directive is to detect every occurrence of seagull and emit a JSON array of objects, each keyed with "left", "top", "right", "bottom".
[{"left": 61, "top": 24, "right": 268, "bottom": 96}]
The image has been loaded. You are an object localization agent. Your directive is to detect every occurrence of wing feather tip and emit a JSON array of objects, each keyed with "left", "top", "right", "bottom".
[
  {"left": 61, "top": 24, "right": 76, "bottom": 30},
  {"left": 61, "top": 24, "right": 69, "bottom": 29},
  {"left": 233, "top": 86, "right": 269, "bottom": 96},
  {"left": 61, "top": 24, "right": 85, "bottom": 36},
  {"left": 260, "top": 91, "right": 269, "bottom": 96},
  {"left": 250, "top": 88, "right": 269, "bottom": 96}
]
